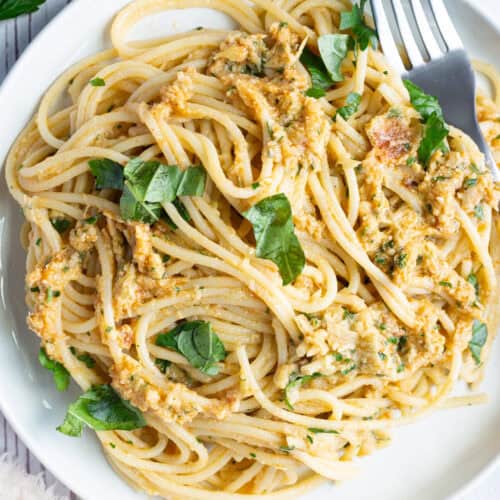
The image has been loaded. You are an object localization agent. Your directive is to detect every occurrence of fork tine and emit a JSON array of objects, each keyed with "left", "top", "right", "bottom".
[
  {"left": 428, "top": 0, "right": 463, "bottom": 51},
  {"left": 390, "top": 0, "right": 424, "bottom": 68},
  {"left": 370, "top": 0, "right": 406, "bottom": 74},
  {"left": 409, "top": 0, "right": 443, "bottom": 60}
]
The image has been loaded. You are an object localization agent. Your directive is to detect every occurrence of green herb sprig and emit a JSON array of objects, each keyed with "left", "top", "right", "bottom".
[
  {"left": 156, "top": 321, "right": 226, "bottom": 376},
  {"left": 58, "top": 385, "right": 146, "bottom": 437},
  {"left": 0, "top": 0, "right": 46, "bottom": 20}
]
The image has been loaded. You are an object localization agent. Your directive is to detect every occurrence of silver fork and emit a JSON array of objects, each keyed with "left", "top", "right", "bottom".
[{"left": 370, "top": 0, "right": 499, "bottom": 179}]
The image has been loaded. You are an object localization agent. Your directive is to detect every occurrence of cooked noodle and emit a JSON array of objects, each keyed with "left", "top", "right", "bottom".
[{"left": 5, "top": 0, "right": 500, "bottom": 497}]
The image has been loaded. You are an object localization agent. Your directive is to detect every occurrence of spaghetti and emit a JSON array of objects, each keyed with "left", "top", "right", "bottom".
[{"left": 5, "top": 0, "right": 500, "bottom": 498}]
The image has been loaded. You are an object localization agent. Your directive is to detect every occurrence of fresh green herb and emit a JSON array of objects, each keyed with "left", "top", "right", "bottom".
[
  {"left": 467, "top": 272, "right": 479, "bottom": 297},
  {"left": 342, "top": 307, "right": 355, "bottom": 320},
  {"left": 46, "top": 287, "right": 60, "bottom": 303},
  {"left": 284, "top": 372, "right": 321, "bottom": 410},
  {"left": 109, "top": 442, "right": 116, "bottom": 449},
  {"left": 279, "top": 21, "right": 288, "bottom": 28},
  {"left": 243, "top": 193, "right": 305, "bottom": 285},
  {"left": 89, "top": 158, "right": 206, "bottom": 224},
  {"left": 333, "top": 352, "right": 343, "bottom": 361},
  {"left": 84, "top": 215, "right": 99, "bottom": 225},
  {"left": 36, "top": 237, "right": 41, "bottom": 246},
  {"left": 336, "top": 92, "right": 361, "bottom": 120},
  {"left": 51, "top": 218, "right": 71, "bottom": 234},
  {"left": 377, "top": 322, "right": 387, "bottom": 331},
  {"left": 306, "top": 435, "right": 314, "bottom": 444},
  {"left": 88, "top": 159, "right": 124, "bottom": 190},
  {"left": 0, "top": 0, "right": 46, "bottom": 20},
  {"left": 341, "top": 364, "right": 357, "bottom": 375},
  {"left": 374, "top": 254, "right": 386, "bottom": 265},
  {"left": 388, "top": 337, "right": 399, "bottom": 344},
  {"left": 105, "top": 326, "right": 113, "bottom": 333},
  {"left": 300, "top": 47, "right": 333, "bottom": 98},
  {"left": 250, "top": 452, "right": 257, "bottom": 458},
  {"left": 155, "top": 358, "right": 171, "bottom": 374},
  {"left": 305, "top": 87, "right": 326, "bottom": 98},
  {"left": 317, "top": 34, "right": 351, "bottom": 82},
  {"left": 279, "top": 445, "right": 295, "bottom": 454},
  {"left": 431, "top": 176, "right": 450, "bottom": 182},
  {"left": 378, "top": 352, "right": 387, "bottom": 361},
  {"left": 463, "top": 178, "right": 478, "bottom": 189},
  {"left": 308, "top": 427, "right": 339, "bottom": 434},
  {"left": 252, "top": 182, "right": 260, "bottom": 190},
  {"left": 39, "top": 348, "right": 70, "bottom": 391},
  {"left": 394, "top": 252, "right": 408, "bottom": 269},
  {"left": 397, "top": 363, "right": 405, "bottom": 373},
  {"left": 418, "top": 113, "right": 450, "bottom": 166},
  {"left": 155, "top": 321, "right": 226, "bottom": 376},
  {"left": 404, "top": 80, "right": 449, "bottom": 166},
  {"left": 266, "top": 121, "right": 275, "bottom": 140},
  {"left": 398, "top": 336, "right": 408, "bottom": 352},
  {"left": 30, "top": 286, "right": 40, "bottom": 293},
  {"left": 162, "top": 254, "right": 170, "bottom": 264},
  {"left": 439, "top": 281, "right": 453, "bottom": 288},
  {"left": 339, "top": 0, "right": 378, "bottom": 50},
  {"left": 57, "top": 384, "right": 146, "bottom": 437},
  {"left": 70, "top": 348, "right": 96, "bottom": 369},
  {"left": 469, "top": 320, "right": 488, "bottom": 365},
  {"left": 406, "top": 156, "right": 416, "bottom": 166},
  {"left": 404, "top": 80, "right": 444, "bottom": 120},
  {"left": 90, "top": 77, "right": 105, "bottom": 87},
  {"left": 473, "top": 204, "right": 484, "bottom": 220}
]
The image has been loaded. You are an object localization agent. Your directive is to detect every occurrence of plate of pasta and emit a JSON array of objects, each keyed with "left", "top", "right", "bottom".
[{"left": 0, "top": 0, "right": 500, "bottom": 499}]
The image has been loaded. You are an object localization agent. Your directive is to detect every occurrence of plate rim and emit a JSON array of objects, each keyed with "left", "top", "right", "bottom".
[{"left": 0, "top": 1, "right": 498, "bottom": 499}]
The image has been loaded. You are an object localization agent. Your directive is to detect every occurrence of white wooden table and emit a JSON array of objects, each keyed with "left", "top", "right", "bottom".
[{"left": 0, "top": 1, "right": 498, "bottom": 499}]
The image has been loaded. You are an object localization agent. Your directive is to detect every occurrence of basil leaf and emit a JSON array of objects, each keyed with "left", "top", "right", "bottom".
[
  {"left": 305, "top": 87, "right": 326, "bottom": 99},
  {"left": 51, "top": 218, "right": 71, "bottom": 234},
  {"left": 403, "top": 80, "right": 449, "bottom": 166},
  {"left": 88, "top": 159, "right": 124, "bottom": 190},
  {"left": 155, "top": 321, "right": 226, "bottom": 376},
  {"left": 155, "top": 358, "right": 171, "bottom": 374},
  {"left": 418, "top": 113, "right": 449, "bottom": 166},
  {"left": 300, "top": 47, "right": 333, "bottom": 96},
  {"left": 120, "top": 183, "right": 163, "bottom": 224},
  {"left": 339, "top": 0, "right": 378, "bottom": 50},
  {"left": 308, "top": 427, "right": 339, "bottom": 434},
  {"left": 467, "top": 272, "right": 479, "bottom": 298},
  {"left": 57, "top": 385, "right": 146, "bottom": 437},
  {"left": 243, "top": 193, "right": 305, "bottom": 286},
  {"left": 124, "top": 159, "right": 181, "bottom": 203},
  {"left": 403, "top": 80, "right": 443, "bottom": 121},
  {"left": 39, "top": 348, "right": 70, "bottom": 392},
  {"left": 336, "top": 92, "right": 361, "bottom": 120},
  {"left": 0, "top": 0, "right": 46, "bottom": 20},
  {"left": 90, "top": 78, "right": 106, "bottom": 87},
  {"left": 284, "top": 372, "right": 322, "bottom": 410},
  {"left": 469, "top": 320, "right": 488, "bottom": 365},
  {"left": 177, "top": 166, "right": 207, "bottom": 196},
  {"left": 317, "top": 34, "right": 351, "bottom": 82}
]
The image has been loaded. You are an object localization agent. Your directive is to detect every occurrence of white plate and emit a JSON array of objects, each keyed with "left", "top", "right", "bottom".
[{"left": 0, "top": 1, "right": 498, "bottom": 499}]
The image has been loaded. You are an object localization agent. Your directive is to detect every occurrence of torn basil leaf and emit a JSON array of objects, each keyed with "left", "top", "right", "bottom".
[
  {"left": 57, "top": 384, "right": 146, "bottom": 437},
  {"left": 88, "top": 158, "right": 206, "bottom": 224},
  {"left": 88, "top": 159, "right": 124, "bottom": 190},
  {"left": 317, "top": 34, "right": 351, "bottom": 82},
  {"left": 51, "top": 218, "right": 71, "bottom": 234},
  {"left": 339, "top": 0, "right": 378, "bottom": 50},
  {"left": 156, "top": 321, "right": 226, "bottom": 376},
  {"left": 300, "top": 47, "right": 333, "bottom": 98},
  {"left": 336, "top": 92, "right": 361, "bottom": 120},
  {"left": 243, "top": 193, "right": 305, "bottom": 286},
  {"left": 469, "top": 320, "right": 488, "bottom": 365},
  {"left": 403, "top": 80, "right": 449, "bottom": 166},
  {"left": 39, "top": 348, "right": 70, "bottom": 392}
]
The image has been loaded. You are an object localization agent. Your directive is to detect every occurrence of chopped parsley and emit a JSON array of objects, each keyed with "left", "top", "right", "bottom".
[{"left": 90, "top": 77, "right": 105, "bottom": 87}]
